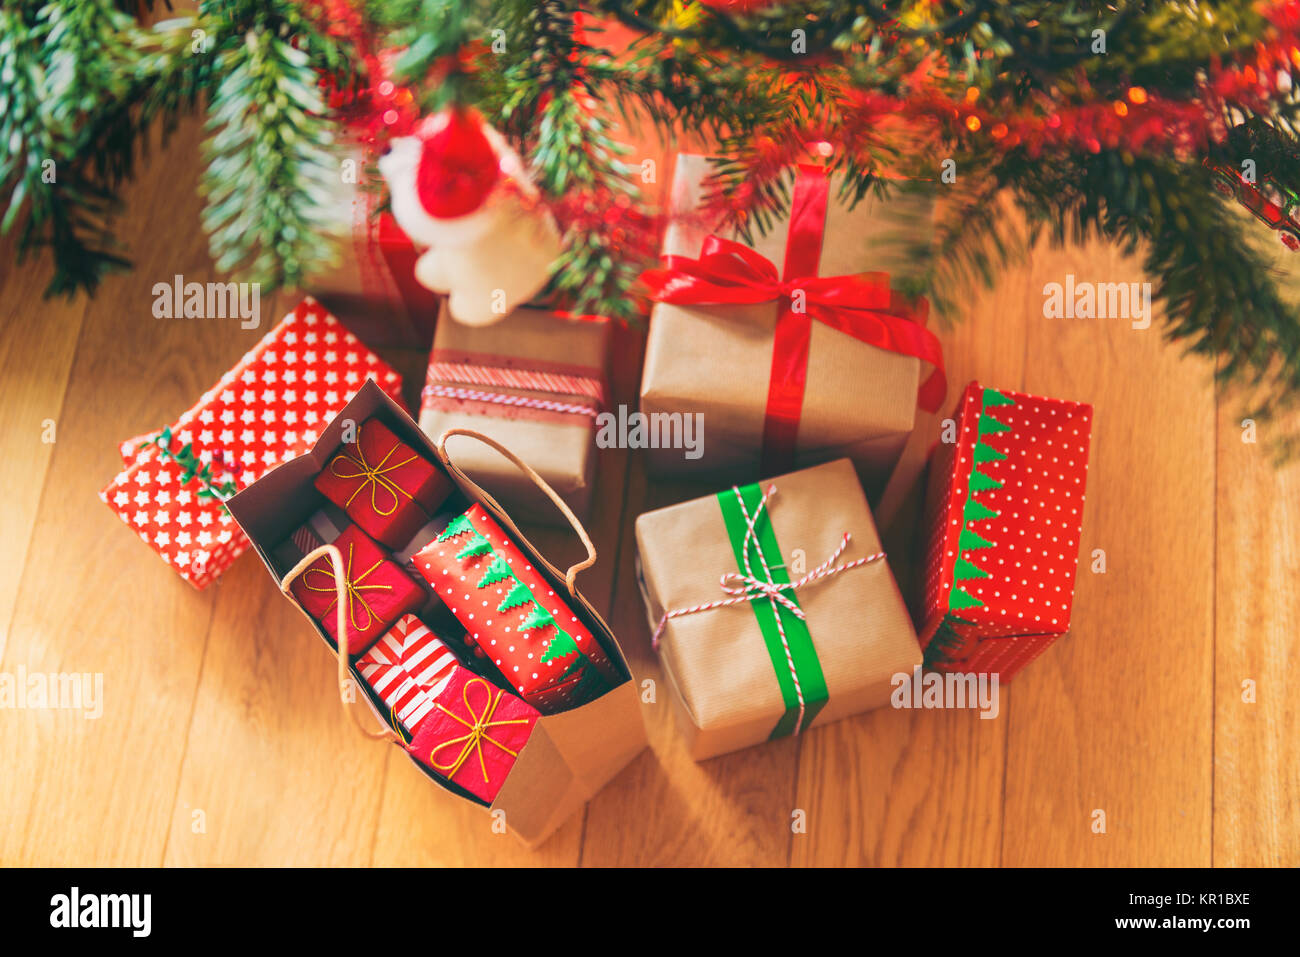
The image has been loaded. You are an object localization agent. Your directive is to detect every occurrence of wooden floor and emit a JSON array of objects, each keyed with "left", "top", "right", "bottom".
[{"left": 1, "top": 116, "right": 1297, "bottom": 867}]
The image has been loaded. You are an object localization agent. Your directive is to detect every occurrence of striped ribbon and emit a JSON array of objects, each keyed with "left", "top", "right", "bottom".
[
  {"left": 422, "top": 383, "right": 601, "bottom": 419},
  {"left": 426, "top": 360, "right": 605, "bottom": 404}
]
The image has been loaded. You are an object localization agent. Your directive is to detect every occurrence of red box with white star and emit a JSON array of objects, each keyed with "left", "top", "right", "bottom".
[
  {"left": 918, "top": 381, "right": 1093, "bottom": 681},
  {"left": 99, "top": 298, "right": 405, "bottom": 589},
  {"left": 412, "top": 504, "right": 621, "bottom": 712}
]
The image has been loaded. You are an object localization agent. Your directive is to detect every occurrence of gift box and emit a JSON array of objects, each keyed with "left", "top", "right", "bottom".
[
  {"left": 412, "top": 503, "right": 620, "bottom": 712},
  {"left": 640, "top": 153, "right": 946, "bottom": 497},
  {"left": 100, "top": 298, "right": 405, "bottom": 589},
  {"left": 314, "top": 417, "right": 454, "bottom": 548},
  {"left": 635, "top": 458, "right": 921, "bottom": 760},
  {"left": 228, "top": 379, "right": 646, "bottom": 846},
  {"left": 918, "top": 382, "right": 1093, "bottom": 681},
  {"left": 355, "top": 614, "right": 461, "bottom": 735},
  {"left": 310, "top": 143, "right": 440, "bottom": 349},
  {"left": 407, "top": 668, "right": 540, "bottom": 803},
  {"left": 418, "top": 305, "right": 610, "bottom": 524},
  {"left": 287, "top": 524, "right": 425, "bottom": 656}
]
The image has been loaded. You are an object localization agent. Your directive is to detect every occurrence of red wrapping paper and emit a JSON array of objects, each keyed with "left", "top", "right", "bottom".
[
  {"left": 407, "top": 667, "right": 539, "bottom": 803},
  {"left": 313, "top": 417, "right": 453, "bottom": 548},
  {"left": 99, "top": 298, "right": 405, "bottom": 589},
  {"left": 919, "top": 381, "right": 1093, "bottom": 680},
  {"left": 355, "top": 614, "right": 461, "bottom": 735},
  {"left": 288, "top": 525, "right": 425, "bottom": 655},
  {"left": 412, "top": 504, "right": 618, "bottom": 712}
]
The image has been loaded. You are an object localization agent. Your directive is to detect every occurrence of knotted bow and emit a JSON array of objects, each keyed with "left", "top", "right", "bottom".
[
  {"left": 643, "top": 163, "right": 946, "bottom": 475},
  {"left": 301, "top": 542, "right": 393, "bottom": 633},
  {"left": 651, "top": 484, "right": 886, "bottom": 650},
  {"left": 642, "top": 234, "right": 946, "bottom": 411},
  {"left": 651, "top": 484, "right": 886, "bottom": 736},
  {"left": 426, "top": 677, "right": 531, "bottom": 783},
  {"left": 328, "top": 442, "right": 418, "bottom": 516}
]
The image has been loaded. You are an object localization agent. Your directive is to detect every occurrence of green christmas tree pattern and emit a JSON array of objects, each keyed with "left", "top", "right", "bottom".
[
  {"left": 929, "top": 387, "right": 1015, "bottom": 666},
  {"left": 437, "top": 514, "right": 598, "bottom": 692}
]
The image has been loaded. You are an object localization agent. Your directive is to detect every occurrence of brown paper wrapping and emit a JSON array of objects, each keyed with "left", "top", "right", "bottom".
[
  {"left": 229, "top": 380, "right": 646, "bottom": 847},
  {"left": 418, "top": 305, "right": 610, "bottom": 525},
  {"left": 634, "top": 458, "right": 921, "bottom": 760},
  {"left": 640, "top": 153, "right": 935, "bottom": 497}
]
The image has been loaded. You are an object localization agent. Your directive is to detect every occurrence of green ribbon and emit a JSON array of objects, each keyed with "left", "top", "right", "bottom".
[{"left": 716, "top": 483, "right": 830, "bottom": 740}]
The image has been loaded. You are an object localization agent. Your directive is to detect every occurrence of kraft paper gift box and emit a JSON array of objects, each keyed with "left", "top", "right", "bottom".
[
  {"left": 634, "top": 457, "right": 921, "bottom": 760},
  {"left": 918, "top": 382, "right": 1093, "bottom": 681},
  {"left": 100, "top": 298, "right": 405, "bottom": 589},
  {"left": 228, "top": 379, "right": 647, "bottom": 846},
  {"left": 419, "top": 305, "right": 610, "bottom": 524},
  {"left": 640, "top": 153, "right": 946, "bottom": 498}
]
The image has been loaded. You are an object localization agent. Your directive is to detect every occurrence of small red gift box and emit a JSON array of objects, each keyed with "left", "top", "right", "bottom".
[
  {"left": 355, "top": 614, "right": 461, "bottom": 735},
  {"left": 288, "top": 525, "right": 425, "bottom": 655},
  {"left": 100, "top": 298, "right": 405, "bottom": 589},
  {"left": 412, "top": 504, "right": 619, "bottom": 712},
  {"left": 313, "top": 417, "right": 453, "bottom": 548},
  {"left": 406, "top": 668, "right": 539, "bottom": 803},
  {"left": 918, "top": 381, "right": 1093, "bottom": 680}
]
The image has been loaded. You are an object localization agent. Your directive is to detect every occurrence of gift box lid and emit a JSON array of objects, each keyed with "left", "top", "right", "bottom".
[
  {"left": 100, "top": 298, "right": 405, "bottom": 589},
  {"left": 919, "top": 381, "right": 1093, "bottom": 660}
]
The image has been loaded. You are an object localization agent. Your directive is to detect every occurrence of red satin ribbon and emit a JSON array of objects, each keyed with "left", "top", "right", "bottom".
[{"left": 643, "top": 165, "right": 946, "bottom": 475}]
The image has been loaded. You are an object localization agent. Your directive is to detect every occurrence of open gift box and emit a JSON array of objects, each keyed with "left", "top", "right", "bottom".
[{"left": 226, "top": 379, "right": 647, "bottom": 847}]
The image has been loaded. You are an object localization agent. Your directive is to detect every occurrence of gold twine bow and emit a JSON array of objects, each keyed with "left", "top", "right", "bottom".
[
  {"left": 300, "top": 542, "right": 393, "bottom": 633},
  {"left": 427, "top": 677, "right": 530, "bottom": 783},
  {"left": 329, "top": 442, "right": 419, "bottom": 516}
]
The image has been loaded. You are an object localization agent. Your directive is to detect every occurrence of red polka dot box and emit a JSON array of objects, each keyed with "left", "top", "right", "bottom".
[
  {"left": 225, "top": 378, "right": 646, "bottom": 848},
  {"left": 918, "top": 381, "right": 1093, "bottom": 681},
  {"left": 99, "top": 298, "right": 405, "bottom": 590}
]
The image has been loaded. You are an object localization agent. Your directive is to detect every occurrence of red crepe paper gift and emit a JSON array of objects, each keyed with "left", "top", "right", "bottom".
[
  {"left": 640, "top": 153, "right": 945, "bottom": 494},
  {"left": 412, "top": 504, "right": 619, "bottom": 712},
  {"left": 918, "top": 381, "right": 1093, "bottom": 681},
  {"left": 407, "top": 668, "right": 539, "bottom": 803},
  {"left": 355, "top": 614, "right": 461, "bottom": 735},
  {"left": 313, "top": 417, "right": 453, "bottom": 548},
  {"left": 288, "top": 525, "right": 425, "bottom": 656},
  {"left": 99, "top": 298, "right": 405, "bottom": 589}
]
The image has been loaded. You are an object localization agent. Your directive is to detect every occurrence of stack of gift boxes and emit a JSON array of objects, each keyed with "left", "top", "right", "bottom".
[{"left": 103, "top": 152, "right": 1095, "bottom": 839}]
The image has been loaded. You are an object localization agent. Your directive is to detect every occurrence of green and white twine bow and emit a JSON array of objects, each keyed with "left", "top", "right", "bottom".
[{"left": 651, "top": 483, "right": 886, "bottom": 739}]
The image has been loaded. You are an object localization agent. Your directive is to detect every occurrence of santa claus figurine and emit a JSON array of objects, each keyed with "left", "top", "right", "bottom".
[{"left": 379, "top": 107, "right": 562, "bottom": 326}]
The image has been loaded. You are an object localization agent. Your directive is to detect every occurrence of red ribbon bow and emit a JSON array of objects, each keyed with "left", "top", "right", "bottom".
[{"left": 642, "top": 167, "right": 946, "bottom": 474}]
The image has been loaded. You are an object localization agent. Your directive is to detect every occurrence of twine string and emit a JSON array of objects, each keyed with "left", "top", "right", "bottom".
[
  {"left": 650, "top": 484, "right": 886, "bottom": 735},
  {"left": 328, "top": 442, "right": 418, "bottom": 516},
  {"left": 300, "top": 543, "right": 394, "bottom": 633},
  {"left": 426, "top": 677, "right": 531, "bottom": 783}
]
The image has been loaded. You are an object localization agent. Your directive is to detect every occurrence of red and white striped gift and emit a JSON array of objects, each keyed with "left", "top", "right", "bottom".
[{"left": 355, "top": 614, "right": 460, "bottom": 735}]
